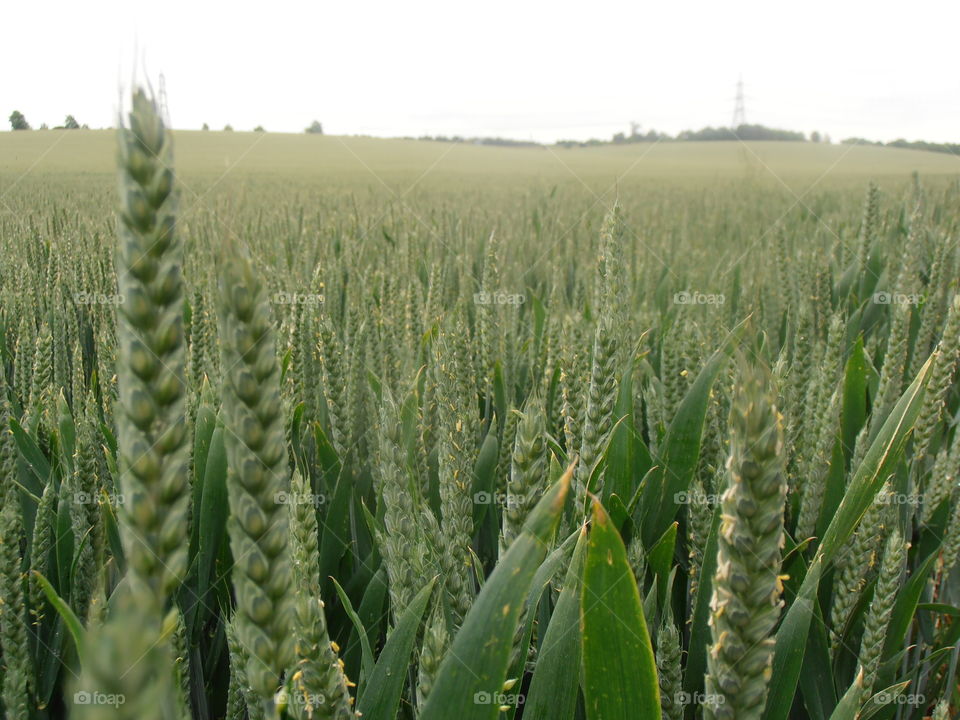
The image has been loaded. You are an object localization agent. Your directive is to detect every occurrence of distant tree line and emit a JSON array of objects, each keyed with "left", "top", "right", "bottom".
[
  {"left": 410, "top": 135, "right": 540, "bottom": 148},
  {"left": 612, "top": 128, "right": 670, "bottom": 144},
  {"left": 8, "top": 111, "right": 89, "bottom": 130},
  {"left": 677, "top": 124, "right": 806, "bottom": 141},
  {"left": 404, "top": 125, "right": 813, "bottom": 149},
  {"left": 556, "top": 123, "right": 807, "bottom": 147},
  {"left": 841, "top": 137, "right": 960, "bottom": 157},
  {"left": 9, "top": 111, "right": 275, "bottom": 133}
]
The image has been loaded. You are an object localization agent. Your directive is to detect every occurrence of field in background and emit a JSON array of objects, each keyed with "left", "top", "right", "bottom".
[{"left": 2, "top": 130, "right": 959, "bottom": 187}]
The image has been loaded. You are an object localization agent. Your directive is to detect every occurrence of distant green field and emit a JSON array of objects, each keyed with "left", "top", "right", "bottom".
[{"left": 1, "top": 130, "right": 958, "bottom": 193}]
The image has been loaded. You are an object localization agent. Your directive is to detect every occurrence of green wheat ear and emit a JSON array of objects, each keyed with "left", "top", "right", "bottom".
[
  {"left": 217, "top": 240, "right": 294, "bottom": 704},
  {"left": 376, "top": 393, "right": 435, "bottom": 622},
  {"left": 0, "top": 464, "right": 31, "bottom": 719},
  {"left": 114, "top": 88, "right": 190, "bottom": 605},
  {"left": 656, "top": 612, "right": 683, "bottom": 720},
  {"left": 73, "top": 595, "right": 181, "bottom": 720},
  {"left": 576, "top": 205, "right": 625, "bottom": 507},
  {"left": 416, "top": 595, "right": 450, "bottom": 709},
  {"left": 501, "top": 397, "right": 548, "bottom": 552},
  {"left": 856, "top": 529, "right": 904, "bottom": 703},
  {"left": 288, "top": 470, "right": 354, "bottom": 719},
  {"left": 705, "top": 363, "right": 787, "bottom": 720}
]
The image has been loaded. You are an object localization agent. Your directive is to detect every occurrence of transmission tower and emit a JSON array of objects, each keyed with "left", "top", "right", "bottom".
[
  {"left": 158, "top": 73, "right": 170, "bottom": 125},
  {"left": 731, "top": 77, "right": 746, "bottom": 128}
]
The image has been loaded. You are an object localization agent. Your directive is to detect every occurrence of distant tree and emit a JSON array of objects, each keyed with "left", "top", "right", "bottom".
[
  {"left": 810, "top": 130, "right": 821, "bottom": 143},
  {"left": 224, "top": 124, "right": 234, "bottom": 132},
  {"left": 9, "top": 111, "right": 30, "bottom": 130},
  {"left": 202, "top": 123, "right": 210, "bottom": 131},
  {"left": 612, "top": 132, "right": 626, "bottom": 144},
  {"left": 305, "top": 120, "right": 324, "bottom": 135},
  {"left": 886, "top": 138, "right": 960, "bottom": 155},
  {"left": 39, "top": 123, "right": 49, "bottom": 130},
  {"left": 64, "top": 115, "right": 80, "bottom": 129},
  {"left": 254, "top": 125, "right": 265, "bottom": 132},
  {"left": 679, "top": 124, "right": 805, "bottom": 142},
  {"left": 81, "top": 124, "right": 89, "bottom": 130}
]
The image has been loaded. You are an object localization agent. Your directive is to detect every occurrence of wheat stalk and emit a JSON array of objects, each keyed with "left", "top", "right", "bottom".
[
  {"left": 218, "top": 241, "right": 295, "bottom": 703},
  {"left": 705, "top": 365, "right": 786, "bottom": 720},
  {"left": 289, "top": 471, "right": 354, "bottom": 719},
  {"left": 114, "top": 88, "right": 190, "bottom": 605},
  {"left": 501, "top": 397, "right": 548, "bottom": 552},
  {"left": 856, "top": 529, "right": 905, "bottom": 703},
  {"left": 0, "top": 491, "right": 31, "bottom": 719}
]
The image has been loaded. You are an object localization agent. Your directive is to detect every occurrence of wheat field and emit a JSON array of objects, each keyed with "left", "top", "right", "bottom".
[{"left": 0, "top": 91, "right": 959, "bottom": 720}]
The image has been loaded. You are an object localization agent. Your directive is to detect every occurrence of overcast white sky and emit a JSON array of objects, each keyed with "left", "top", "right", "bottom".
[{"left": 4, "top": 0, "right": 958, "bottom": 143}]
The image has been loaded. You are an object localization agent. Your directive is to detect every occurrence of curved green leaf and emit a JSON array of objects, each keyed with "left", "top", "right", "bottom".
[
  {"left": 522, "top": 526, "right": 588, "bottom": 720},
  {"left": 197, "top": 426, "right": 227, "bottom": 602},
  {"left": 419, "top": 466, "right": 571, "bottom": 720},
  {"left": 356, "top": 578, "right": 436, "bottom": 720},
  {"left": 508, "top": 527, "right": 580, "bottom": 683},
  {"left": 582, "top": 499, "right": 659, "bottom": 720},
  {"left": 331, "top": 576, "right": 375, "bottom": 691},
  {"left": 33, "top": 570, "right": 85, "bottom": 658}
]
